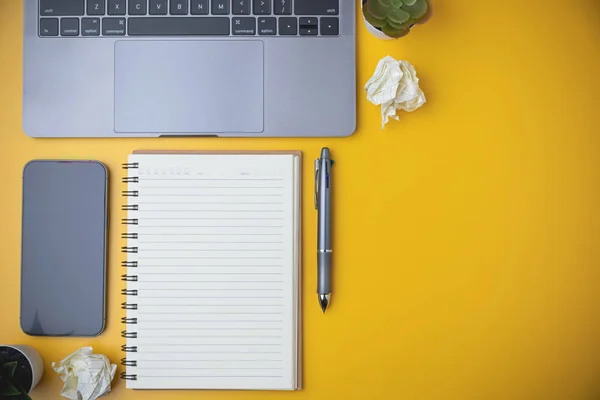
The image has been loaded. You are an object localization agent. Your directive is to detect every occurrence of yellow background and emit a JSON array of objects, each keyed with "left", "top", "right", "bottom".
[{"left": 1, "top": 1, "right": 600, "bottom": 399}]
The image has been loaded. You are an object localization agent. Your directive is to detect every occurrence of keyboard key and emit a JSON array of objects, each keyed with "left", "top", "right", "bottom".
[
  {"left": 211, "top": 0, "right": 229, "bottom": 14},
  {"left": 40, "top": 0, "right": 84, "bottom": 16},
  {"left": 149, "top": 0, "right": 167, "bottom": 14},
  {"left": 82, "top": 17, "right": 101, "bottom": 35},
  {"left": 61, "top": 18, "right": 79, "bottom": 36},
  {"left": 39, "top": 18, "right": 59, "bottom": 36},
  {"left": 232, "top": 17, "right": 255, "bottom": 35},
  {"left": 87, "top": 0, "right": 105, "bottom": 15},
  {"left": 170, "top": 0, "right": 188, "bottom": 15},
  {"left": 129, "top": 0, "right": 147, "bottom": 15},
  {"left": 103, "top": 17, "right": 126, "bottom": 35},
  {"left": 128, "top": 17, "right": 230, "bottom": 35},
  {"left": 300, "top": 27, "right": 317, "bottom": 35},
  {"left": 191, "top": 0, "right": 209, "bottom": 14},
  {"left": 108, "top": 0, "right": 126, "bottom": 15},
  {"left": 274, "top": 0, "right": 291, "bottom": 15},
  {"left": 320, "top": 17, "right": 338, "bottom": 35},
  {"left": 278, "top": 17, "right": 296, "bottom": 35},
  {"left": 233, "top": 0, "right": 250, "bottom": 15},
  {"left": 257, "top": 17, "right": 276, "bottom": 35},
  {"left": 253, "top": 0, "right": 270, "bottom": 15},
  {"left": 299, "top": 17, "right": 317, "bottom": 27},
  {"left": 295, "top": 0, "right": 338, "bottom": 15}
]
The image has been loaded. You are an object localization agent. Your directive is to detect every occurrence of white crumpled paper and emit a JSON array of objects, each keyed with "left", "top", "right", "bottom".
[
  {"left": 52, "top": 347, "right": 117, "bottom": 400},
  {"left": 365, "top": 56, "right": 427, "bottom": 128}
]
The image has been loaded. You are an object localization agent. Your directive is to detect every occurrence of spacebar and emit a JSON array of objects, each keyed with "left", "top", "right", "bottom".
[{"left": 128, "top": 17, "right": 230, "bottom": 36}]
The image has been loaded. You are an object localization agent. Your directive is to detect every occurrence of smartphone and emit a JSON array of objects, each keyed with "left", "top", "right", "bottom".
[{"left": 21, "top": 160, "right": 108, "bottom": 336}]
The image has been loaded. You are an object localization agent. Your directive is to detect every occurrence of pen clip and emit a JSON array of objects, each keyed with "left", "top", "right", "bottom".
[{"left": 314, "top": 158, "right": 320, "bottom": 210}]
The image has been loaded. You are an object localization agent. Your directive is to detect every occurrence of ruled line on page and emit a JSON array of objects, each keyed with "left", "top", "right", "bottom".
[
  {"left": 137, "top": 249, "right": 284, "bottom": 252},
  {"left": 139, "top": 272, "right": 282, "bottom": 275},
  {"left": 138, "top": 367, "right": 282, "bottom": 370},
  {"left": 140, "top": 178, "right": 284, "bottom": 181},
  {"left": 139, "top": 193, "right": 283, "bottom": 197},
  {"left": 139, "top": 241, "right": 284, "bottom": 244},
  {"left": 138, "top": 257, "right": 284, "bottom": 259},
  {"left": 138, "top": 319, "right": 283, "bottom": 329},
  {"left": 139, "top": 328, "right": 283, "bottom": 330},
  {"left": 141, "top": 344, "right": 282, "bottom": 346},
  {"left": 140, "top": 226, "right": 284, "bottom": 228},
  {"left": 137, "top": 376, "right": 284, "bottom": 378},
  {"left": 136, "top": 289, "right": 283, "bottom": 299},
  {"left": 144, "top": 217, "right": 283, "bottom": 222},
  {"left": 139, "top": 312, "right": 284, "bottom": 315},
  {"left": 139, "top": 280, "right": 283, "bottom": 283},
  {"left": 140, "top": 186, "right": 284, "bottom": 189},
  {"left": 138, "top": 289, "right": 284, "bottom": 292},
  {"left": 140, "top": 233, "right": 284, "bottom": 236},
  {"left": 139, "top": 201, "right": 284, "bottom": 204},
  {"left": 139, "top": 210, "right": 284, "bottom": 213},
  {"left": 136, "top": 266, "right": 283, "bottom": 268}
]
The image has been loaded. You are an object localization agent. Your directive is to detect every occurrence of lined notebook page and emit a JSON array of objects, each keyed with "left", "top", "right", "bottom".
[{"left": 124, "top": 154, "right": 300, "bottom": 390}]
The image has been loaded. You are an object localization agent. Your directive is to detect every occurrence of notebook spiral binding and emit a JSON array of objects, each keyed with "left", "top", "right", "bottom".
[
  {"left": 121, "top": 345, "right": 137, "bottom": 352},
  {"left": 121, "top": 302, "right": 138, "bottom": 310},
  {"left": 120, "top": 373, "right": 137, "bottom": 380},
  {"left": 121, "top": 358, "right": 137, "bottom": 366},
  {"left": 121, "top": 261, "right": 137, "bottom": 268},
  {"left": 122, "top": 162, "right": 139, "bottom": 169},
  {"left": 121, "top": 162, "right": 139, "bottom": 382}
]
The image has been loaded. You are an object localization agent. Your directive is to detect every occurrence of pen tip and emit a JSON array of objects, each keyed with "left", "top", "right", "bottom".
[{"left": 318, "top": 294, "right": 330, "bottom": 313}]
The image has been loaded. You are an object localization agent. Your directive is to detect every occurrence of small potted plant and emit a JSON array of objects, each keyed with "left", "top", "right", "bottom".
[
  {"left": 362, "top": 0, "right": 432, "bottom": 40},
  {"left": 0, "top": 345, "right": 43, "bottom": 399}
]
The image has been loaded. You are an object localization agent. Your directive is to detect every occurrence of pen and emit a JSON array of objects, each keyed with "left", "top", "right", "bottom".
[{"left": 315, "top": 147, "right": 333, "bottom": 313}]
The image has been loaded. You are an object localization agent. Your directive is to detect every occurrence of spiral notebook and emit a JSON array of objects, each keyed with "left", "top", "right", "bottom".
[{"left": 121, "top": 150, "right": 302, "bottom": 390}]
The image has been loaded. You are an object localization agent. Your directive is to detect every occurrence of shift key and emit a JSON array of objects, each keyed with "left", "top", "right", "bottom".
[
  {"left": 294, "top": 0, "right": 338, "bottom": 15},
  {"left": 40, "top": 0, "right": 84, "bottom": 16}
]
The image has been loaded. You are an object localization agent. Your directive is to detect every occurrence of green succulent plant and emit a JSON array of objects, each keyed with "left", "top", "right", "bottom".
[
  {"left": 363, "top": 0, "right": 430, "bottom": 38},
  {"left": 0, "top": 362, "right": 32, "bottom": 400}
]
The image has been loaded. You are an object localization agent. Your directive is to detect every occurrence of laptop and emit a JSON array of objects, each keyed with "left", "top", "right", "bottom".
[{"left": 23, "top": 0, "right": 356, "bottom": 137}]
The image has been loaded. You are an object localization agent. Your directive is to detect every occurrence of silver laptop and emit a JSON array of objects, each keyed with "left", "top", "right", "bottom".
[{"left": 23, "top": 0, "right": 355, "bottom": 137}]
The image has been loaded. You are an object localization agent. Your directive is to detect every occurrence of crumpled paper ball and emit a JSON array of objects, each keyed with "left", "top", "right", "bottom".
[
  {"left": 52, "top": 347, "right": 116, "bottom": 400},
  {"left": 365, "top": 55, "right": 427, "bottom": 128}
]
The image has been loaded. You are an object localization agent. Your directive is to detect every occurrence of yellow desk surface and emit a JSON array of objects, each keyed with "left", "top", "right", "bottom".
[{"left": 2, "top": 1, "right": 600, "bottom": 399}]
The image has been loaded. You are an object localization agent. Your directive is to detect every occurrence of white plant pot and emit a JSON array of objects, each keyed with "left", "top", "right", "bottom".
[
  {"left": 361, "top": 1, "right": 394, "bottom": 40},
  {"left": 1, "top": 345, "right": 44, "bottom": 393}
]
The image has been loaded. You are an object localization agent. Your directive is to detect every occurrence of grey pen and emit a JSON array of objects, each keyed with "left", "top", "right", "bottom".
[{"left": 315, "top": 147, "right": 333, "bottom": 313}]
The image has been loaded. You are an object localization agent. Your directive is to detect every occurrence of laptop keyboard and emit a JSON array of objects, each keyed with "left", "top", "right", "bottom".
[{"left": 39, "top": 0, "right": 340, "bottom": 37}]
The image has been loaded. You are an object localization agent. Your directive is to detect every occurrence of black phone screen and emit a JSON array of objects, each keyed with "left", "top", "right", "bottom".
[{"left": 21, "top": 160, "right": 108, "bottom": 336}]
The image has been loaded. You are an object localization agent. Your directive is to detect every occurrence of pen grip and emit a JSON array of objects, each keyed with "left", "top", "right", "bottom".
[{"left": 317, "top": 252, "right": 332, "bottom": 294}]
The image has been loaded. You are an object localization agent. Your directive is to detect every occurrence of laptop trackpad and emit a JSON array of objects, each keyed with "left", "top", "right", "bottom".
[{"left": 114, "top": 41, "right": 264, "bottom": 134}]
